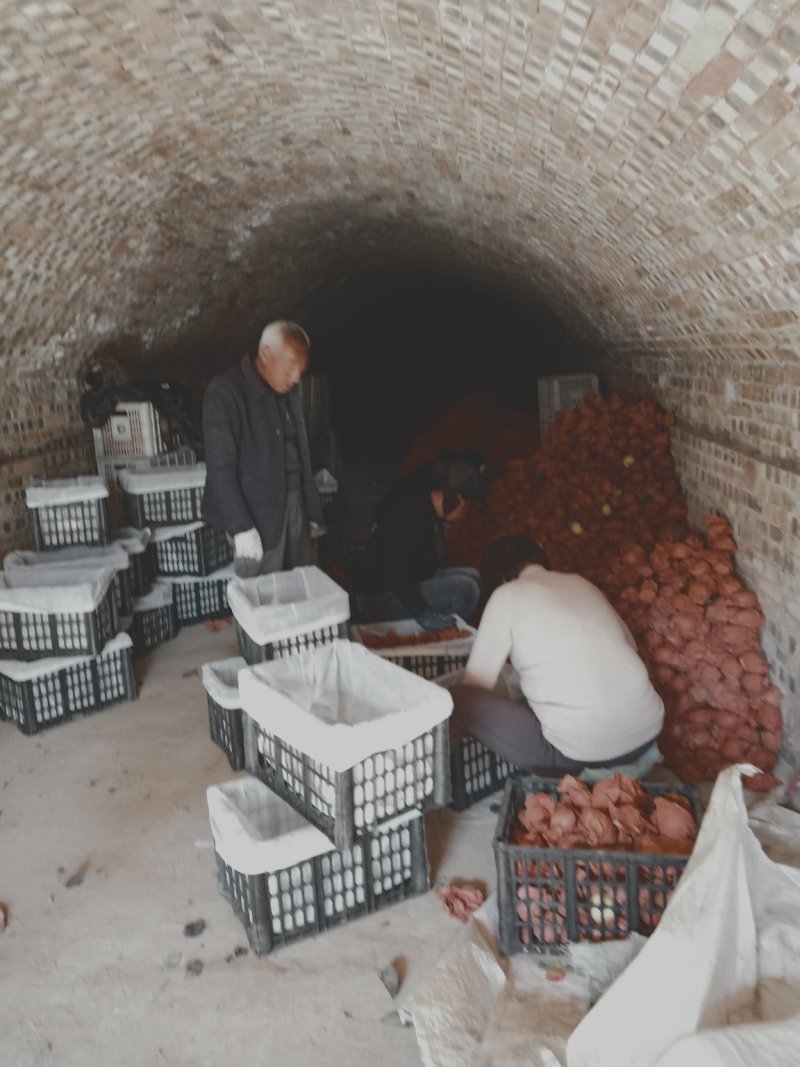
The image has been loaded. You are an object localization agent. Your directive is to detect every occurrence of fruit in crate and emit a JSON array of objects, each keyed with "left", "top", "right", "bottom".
[{"left": 361, "top": 627, "right": 472, "bottom": 649}]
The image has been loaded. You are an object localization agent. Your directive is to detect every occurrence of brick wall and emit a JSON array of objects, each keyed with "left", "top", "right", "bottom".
[{"left": 0, "top": 0, "right": 798, "bottom": 766}]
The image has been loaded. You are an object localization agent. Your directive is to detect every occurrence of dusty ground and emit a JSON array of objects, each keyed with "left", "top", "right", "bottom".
[{"left": 0, "top": 624, "right": 499, "bottom": 1067}]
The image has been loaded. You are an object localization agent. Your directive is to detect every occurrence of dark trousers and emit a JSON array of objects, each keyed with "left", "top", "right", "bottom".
[
  {"left": 449, "top": 683, "right": 658, "bottom": 775},
  {"left": 358, "top": 567, "right": 480, "bottom": 623}
]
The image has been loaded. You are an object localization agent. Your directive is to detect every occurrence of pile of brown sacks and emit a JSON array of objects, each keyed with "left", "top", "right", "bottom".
[{"left": 405, "top": 392, "right": 783, "bottom": 791}]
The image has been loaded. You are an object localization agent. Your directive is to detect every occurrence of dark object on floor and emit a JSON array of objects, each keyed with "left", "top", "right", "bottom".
[
  {"left": 0, "top": 902, "right": 8, "bottom": 931},
  {"left": 64, "top": 860, "right": 90, "bottom": 888},
  {"left": 378, "top": 961, "right": 401, "bottom": 998},
  {"left": 183, "top": 919, "right": 206, "bottom": 938},
  {"left": 185, "top": 959, "right": 204, "bottom": 976}
]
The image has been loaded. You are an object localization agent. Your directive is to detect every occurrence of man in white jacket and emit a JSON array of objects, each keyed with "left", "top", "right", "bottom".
[{"left": 452, "top": 536, "right": 664, "bottom": 773}]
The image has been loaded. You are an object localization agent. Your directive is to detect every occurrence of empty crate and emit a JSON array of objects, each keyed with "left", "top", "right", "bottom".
[
  {"left": 203, "top": 657, "right": 247, "bottom": 771},
  {"left": 240, "top": 639, "right": 452, "bottom": 850},
  {"left": 208, "top": 777, "right": 429, "bottom": 956},
  {"left": 0, "top": 633, "right": 136, "bottom": 735},
  {"left": 228, "top": 565, "right": 350, "bottom": 665},
  {"left": 351, "top": 618, "right": 476, "bottom": 680},
  {"left": 0, "top": 568, "right": 118, "bottom": 660},
  {"left": 26, "top": 477, "right": 110, "bottom": 549},
  {"left": 119, "top": 464, "right": 206, "bottom": 527},
  {"left": 152, "top": 522, "right": 233, "bottom": 577},
  {"left": 113, "top": 528, "right": 155, "bottom": 597},
  {"left": 131, "top": 582, "right": 179, "bottom": 656},
  {"left": 4, "top": 544, "right": 133, "bottom": 617},
  {"left": 494, "top": 775, "right": 702, "bottom": 956},
  {"left": 162, "top": 565, "right": 234, "bottom": 624}
]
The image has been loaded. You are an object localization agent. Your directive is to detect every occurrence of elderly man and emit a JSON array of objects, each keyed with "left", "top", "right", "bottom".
[{"left": 202, "top": 321, "right": 323, "bottom": 575}]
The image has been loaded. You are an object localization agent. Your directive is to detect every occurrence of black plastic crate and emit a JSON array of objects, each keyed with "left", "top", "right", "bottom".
[
  {"left": 128, "top": 541, "right": 156, "bottom": 597},
  {"left": 352, "top": 621, "right": 474, "bottom": 681},
  {"left": 450, "top": 734, "right": 519, "bottom": 811},
  {"left": 243, "top": 714, "right": 450, "bottom": 850},
  {"left": 131, "top": 602, "right": 179, "bottom": 656},
  {"left": 215, "top": 814, "right": 429, "bottom": 956},
  {"left": 494, "top": 775, "right": 702, "bottom": 956},
  {"left": 113, "top": 568, "right": 133, "bottom": 617},
  {"left": 0, "top": 636, "right": 137, "bottom": 735},
  {"left": 236, "top": 619, "right": 349, "bottom": 665},
  {"left": 124, "top": 485, "right": 204, "bottom": 528},
  {"left": 0, "top": 585, "right": 118, "bottom": 661},
  {"left": 30, "top": 497, "right": 110, "bottom": 550},
  {"left": 208, "top": 695, "right": 245, "bottom": 771},
  {"left": 154, "top": 525, "right": 232, "bottom": 577},
  {"left": 170, "top": 574, "right": 231, "bottom": 625}
]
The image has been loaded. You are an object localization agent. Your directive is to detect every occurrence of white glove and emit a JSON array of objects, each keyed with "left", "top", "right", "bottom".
[
  {"left": 309, "top": 521, "right": 326, "bottom": 538},
  {"left": 233, "top": 528, "right": 263, "bottom": 561}
]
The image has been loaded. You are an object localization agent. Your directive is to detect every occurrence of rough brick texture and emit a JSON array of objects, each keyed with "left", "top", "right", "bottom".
[{"left": 1, "top": 0, "right": 798, "bottom": 766}]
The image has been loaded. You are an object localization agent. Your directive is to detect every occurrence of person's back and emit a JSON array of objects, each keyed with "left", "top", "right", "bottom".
[{"left": 470, "top": 566, "right": 662, "bottom": 761}]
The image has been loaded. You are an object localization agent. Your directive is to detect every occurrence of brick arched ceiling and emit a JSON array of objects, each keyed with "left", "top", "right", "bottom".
[{"left": 2, "top": 0, "right": 799, "bottom": 379}]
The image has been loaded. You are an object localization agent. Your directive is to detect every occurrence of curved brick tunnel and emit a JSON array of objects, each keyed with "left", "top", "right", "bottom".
[{"left": 1, "top": 1, "right": 799, "bottom": 762}]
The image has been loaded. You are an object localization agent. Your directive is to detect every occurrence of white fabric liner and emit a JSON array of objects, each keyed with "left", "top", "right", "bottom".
[
  {"left": 150, "top": 521, "right": 206, "bottom": 543},
  {"left": 400, "top": 765, "right": 800, "bottom": 1067},
  {"left": 0, "top": 568, "right": 116, "bottom": 613},
  {"left": 352, "top": 617, "right": 476, "bottom": 658},
  {"left": 202, "top": 656, "right": 247, "bottom": 709},
  {"left": 4, "top": 544, "right": 130, "bottom": 574},
  {"left": 118, "top": 463, "right": 206, "bottom": 494},
  {"left": 207, "top": 776, "right": 421, "bottom": 876},
  {"left": 238, "top": 639, "right": 452, "bottom": 772},
  {"left": 112, "top": 527, "right": 152, "bottom": 554},
  {"left": 25, "top": 475, "right": 109, "bottom": 507},
  {"left": 0, "top": 632, "right": 133, "bottom": 682},
  {"left": 159, "top": 563, "right": 236, "bottom": 585},
  {"left": 132, "top": 581, "right": 173, "bottom": 611},
  {"left": 227, "top": 565, "right": 349, "bottom": 644},
  {"left": 314, "top": 468, "right": 338, "bottom": 493}
]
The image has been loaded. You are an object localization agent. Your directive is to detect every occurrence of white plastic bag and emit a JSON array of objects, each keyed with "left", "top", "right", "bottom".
[
  {"left": 227, "top": 565, "right": 349, "bottom": 644},
  {"left": 4, "top": 544, "right": 130, "bottom": 574},
  {"left": 0, "top": 567, "right": 116, "bottom": 613},
  {"left": 132, "top": 580, "right": 173, "bottom": 612},
  {"left": 0, "top": 632, "right": 133, "bottom": 682},
  {"left": 25, "top": 476, "right": 108, "bottom": 507},
  {"left": 149, "top": 521, "right": 205, "bottom": 543},
  {"left": 118, "top": 463, "right": 206, "bottom": 494},
  {"left": 567, "top": 764, "right": 800, "bottom": 1067},
  {"left": 112, "top": 527, "right": 152, "bottom": 554},
  {"left": 202, "top": 657, "right": 246, "bottom": 709}
]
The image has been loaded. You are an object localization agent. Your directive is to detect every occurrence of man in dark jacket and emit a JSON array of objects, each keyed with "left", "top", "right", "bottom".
[
  {"left": 357, "top": 460, "right": 483, "bottom": 630},
  {"left": 201, "top": 321, "right": 323, "bottom": 575}
]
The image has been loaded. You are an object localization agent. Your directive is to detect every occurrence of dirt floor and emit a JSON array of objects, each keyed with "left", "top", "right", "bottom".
[{"left": 1, "top": 624, "right": 500, "bottom": 1067}]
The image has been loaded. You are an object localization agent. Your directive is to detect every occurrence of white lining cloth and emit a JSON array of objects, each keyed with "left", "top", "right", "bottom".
[
  {"left": 118, "top": 464, "right": 206, "bottom": 494},
  {"left": 238, "top": 639, "right": 452, "bottom": 772},
  {"left": 207, "top": 776, "right": 421, "bottom": 875},
  {"left": 202, "top": 657, "right": 246, "bottom": 709},
  {"left": 159, "top": 563, "right": 236, "bottom": 585},
  {"left": 227, "top": 565, "right": 349, "bottom": 644},
  {"left": 149, "top": 521, "right": 205, "bottom": 543},
  {"left": 0, "top": 632, "right": 133, "bottom": 682},
  {"left": 4, "top": 544, "right": 130, "bottom": 574},
  {"left": 112, "top": 528, "right": 152, "bottom": 554},
  {"left": 132, "top": 581, "right": 173, "bottom": 611},
  {"left": 0, "top": 568, "right": 116, "bottom": 613},
  {"left": 25, "top": 476, "right": 108, "bottom": 507}
]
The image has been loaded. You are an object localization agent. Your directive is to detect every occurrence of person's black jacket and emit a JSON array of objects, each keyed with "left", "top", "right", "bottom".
[
  {"left": 201, "top": 356, "right": 322, "bottom": 547},
  {"left": 360, "top": 485, "right": 445, "bottom": 616}
]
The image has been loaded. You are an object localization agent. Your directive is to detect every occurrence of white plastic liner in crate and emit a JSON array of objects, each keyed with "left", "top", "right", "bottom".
[
  {"left": 150, "top": 521, "right": 204, "bottom": 543},
  {"left": 0, "top": 566, "right": 116, "bottom": 614},
  {"left": 203, "top": 656, "right": 248, "bottom": 770},
  {"left": 239, "top": 639, "right": 452, "bottom": 848},
  {"left": 351, "top": 617, "right": 476, "bottom": 677},
  {"left": 4, "top": 545, "right": 132, "bottom": 615},
  {"left": 0, "top": 631, "right": 133, "bottom": 683},
  {"left": 118, "top": 464, "right": 206, "bottom": 495},
  {"left": 112, "top": 527, "right": 152, "bottom": 557},
  {"left": 132, "top": 581, "right": 174, "bottom": 613},
  {"left": 228, "top": 565, "right": 350, "bottom": 645},
  {"left": 25, "top": 476, "right": 109, "bottom": 509}
]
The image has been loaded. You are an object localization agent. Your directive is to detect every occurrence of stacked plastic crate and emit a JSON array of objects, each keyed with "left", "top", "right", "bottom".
[
  {"left": 0, "top": 477, "right": 136, "bottom": 735},
  {"left": 203, "top": 565, "right": 453, "bottom": 955},
  {"left": 118, "top": 464, "right": 234, "bottom": 652}
]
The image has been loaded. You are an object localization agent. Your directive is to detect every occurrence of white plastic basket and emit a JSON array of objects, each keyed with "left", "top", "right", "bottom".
[
  {"left": 538, "top": 373, "right": 599, "bottom": 440},
  {"left": 351, "top": 617, "right": 476, "bottom": 680},
  {"left": 93, "top": 401, "right": 163, "bottom": 459}
]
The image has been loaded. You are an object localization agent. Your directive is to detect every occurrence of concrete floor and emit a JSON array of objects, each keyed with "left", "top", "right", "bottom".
[{"left": 1, "top": 624, "right": 499, "bottom": 1067}]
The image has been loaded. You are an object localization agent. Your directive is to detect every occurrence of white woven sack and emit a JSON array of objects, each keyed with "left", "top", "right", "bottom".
[
  {"left": 150, "top": 521, "right": 205, "bottom": 543},
  {"left": 0, "top": 632, "right": 133, "bottom": 683},
  {"left": 4, "top": 544, "right": 130, "bottom": 575},
  {"left": 132, "top": 580, "right": 173, "bottom": 612},
  {"left": 202, "top": 657, "right": 246, "bottom": 709},
  {"left": 238, "top": 639, "right": 452, "bottom": 772},
  {"left": 0, "top": 567, "right": 116, "bottom": 613},
  {"left": 227, "top": 565, "right": 349, "bottom": 645},
  {"left": 112, "top": 527, "right": 152, "bottom": 554},
  {"left": 351, "top": 617, "right": 476, "bottom": 659},
  {"left": 118, "top": 464, "right": 206, "bottom": 494},
  {"left": 25, "top": 476, "right": 108, "bottom": 507},
  {"left": 207, "top": 777, "right": 422, "bottom": 876}
]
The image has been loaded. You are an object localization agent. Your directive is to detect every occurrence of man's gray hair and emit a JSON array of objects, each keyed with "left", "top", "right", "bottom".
[{"left": 258, "top": 321, "right": 310, "bottom": 358}]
